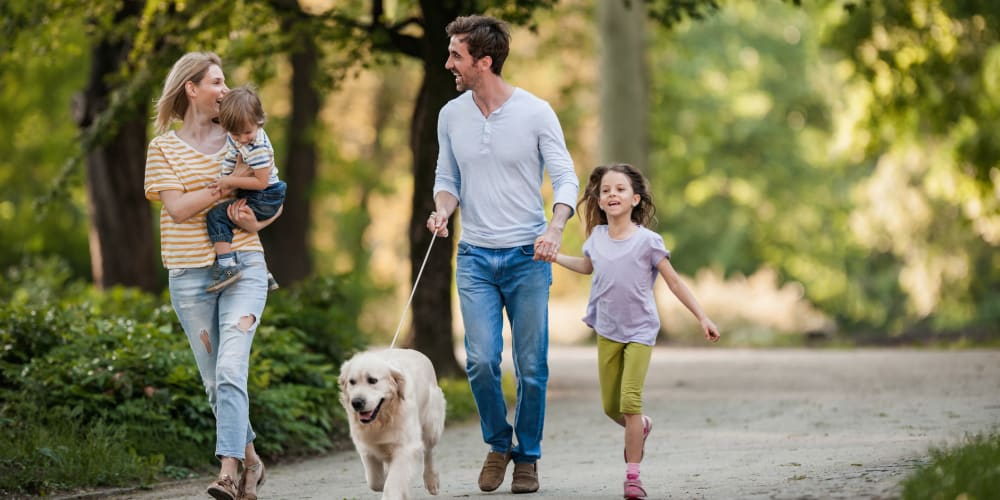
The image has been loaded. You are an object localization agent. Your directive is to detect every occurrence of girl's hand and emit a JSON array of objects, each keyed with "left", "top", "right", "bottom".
[{"left": 701, "top": 318, "right": 721, "bottom": 343}]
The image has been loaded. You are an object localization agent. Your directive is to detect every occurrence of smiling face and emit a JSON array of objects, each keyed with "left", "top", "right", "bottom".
[
  {"left": 338, "top": 354, "right": 404, "bottom": 425},
  {"left": 187, "top": 64, "right": 228, "bottom": 118},
  {"left": 445, "top": 36, "right": 487, "bottom": 92},
  {"left": 599, "top": 170, "right": 641, "bottom": 218}
]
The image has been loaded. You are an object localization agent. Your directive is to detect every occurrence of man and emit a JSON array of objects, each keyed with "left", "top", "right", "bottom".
[{"left": 426, "top": 14, "right": 579, "bottom": 495}]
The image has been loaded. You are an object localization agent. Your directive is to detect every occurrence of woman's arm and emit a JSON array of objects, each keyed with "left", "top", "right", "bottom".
[
  {"left": 226, "top": 199, "right": 283, "bottom": 233},
  {"left": 554, "top": 253, "right": 593, "bottom": 275},
  {"left": 656, "top": 256, "right": 721, "bottom": 342},
  {"left": 159, "top": 189, "right": 222, "bottom": 223}
]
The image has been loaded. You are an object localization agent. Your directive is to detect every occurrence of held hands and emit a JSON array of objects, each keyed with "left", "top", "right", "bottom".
[
  {"left": 533, "top": 226, "right": 562, "bottom": 263},
  {"left": 701, "top": 318, "right": 721, "bottom": 343}
]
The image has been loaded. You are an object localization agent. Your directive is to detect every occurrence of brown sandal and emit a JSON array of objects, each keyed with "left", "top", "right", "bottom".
[
  {"left": 238, "top": 460, "right": 266, "bottom": 500},
  {"left": 207, "top": 474, "right": 238, "bottom": 500}
]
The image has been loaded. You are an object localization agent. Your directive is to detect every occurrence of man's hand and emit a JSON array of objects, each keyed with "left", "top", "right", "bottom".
[
  {"left": 533, "top": 225, "right": 563, "bottom": 263},
  {"left": 427, "top": 211, "right": 450, "bottom": 238}
]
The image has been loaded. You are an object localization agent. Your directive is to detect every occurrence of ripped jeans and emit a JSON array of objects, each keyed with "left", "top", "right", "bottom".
[{"left": 168, "top": 250, "right": 268, "bottom": 459}]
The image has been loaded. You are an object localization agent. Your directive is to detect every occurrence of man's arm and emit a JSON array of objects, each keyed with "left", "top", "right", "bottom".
[
  {"left": 428, "top": 191, "right": 459, "bottom": 238},
  {"left": 534, "top": 202, "right": 572, "bottom": 262}
]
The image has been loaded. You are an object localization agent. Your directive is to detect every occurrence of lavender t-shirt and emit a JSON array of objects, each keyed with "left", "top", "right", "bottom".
[{"left": 582, "top": 225, "right": 671, "bottom": 346}]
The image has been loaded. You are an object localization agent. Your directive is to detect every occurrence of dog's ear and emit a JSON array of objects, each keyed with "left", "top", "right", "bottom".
[
  {"left": 390, "top": 365, "right": 406, "bottom": 401},
  {"left": 337, "top": 359, "right": 352, "bottom": 389}
]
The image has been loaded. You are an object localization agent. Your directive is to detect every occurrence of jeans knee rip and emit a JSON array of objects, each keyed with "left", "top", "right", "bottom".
[{"left": 237, "top": 314, "right": 257, "bottom": 333}]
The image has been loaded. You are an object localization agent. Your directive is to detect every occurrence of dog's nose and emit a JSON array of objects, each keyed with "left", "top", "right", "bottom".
[{"left": 351, "top": 397, "right": 365, "bottom": 410}]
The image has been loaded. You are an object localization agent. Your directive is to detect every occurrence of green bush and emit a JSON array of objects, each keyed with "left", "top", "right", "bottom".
[
  {"left": 0, "top": 258, "right": 368, "bottom": 495},
  {"left": 0, "top": 417, "right": 161, "bottom": 496},
  {"left": 901, "top": 430, "right": 1000, "bottom": 500}
]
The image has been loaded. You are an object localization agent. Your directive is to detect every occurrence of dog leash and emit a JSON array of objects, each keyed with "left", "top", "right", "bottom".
[{"left": 389, "top": 224, "right": 441, "bottom": 349}]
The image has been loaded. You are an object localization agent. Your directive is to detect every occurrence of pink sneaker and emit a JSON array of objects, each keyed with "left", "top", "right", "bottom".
[
  {"left": 624, "top": 415, "right": 654, "bottom": 462},
  {"left": 623, "top": 477, "right": 647, "bottom": 499}
]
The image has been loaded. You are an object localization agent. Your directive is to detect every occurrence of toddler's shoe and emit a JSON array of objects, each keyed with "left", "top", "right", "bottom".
[
  {"left": 266, "top": 272, "right": 280, "bottom": 292},
  {"left": 623, "top": 477, "right": 647, "bottom": 500},
  {"left": 206, "top": 263, "right": 242, "bottom": 293}
]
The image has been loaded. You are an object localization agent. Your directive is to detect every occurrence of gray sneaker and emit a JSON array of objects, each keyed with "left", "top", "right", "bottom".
[
  {"left": 266, "top": 272, "right": 279, "bottom": 292},
  {"left": 206, "top": 263, "right": 242, "bottom": 293}
]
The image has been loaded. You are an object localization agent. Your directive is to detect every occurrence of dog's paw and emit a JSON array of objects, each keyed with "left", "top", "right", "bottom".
[{"left": 425, "top": 470, "right": 440, "bottom": 495}]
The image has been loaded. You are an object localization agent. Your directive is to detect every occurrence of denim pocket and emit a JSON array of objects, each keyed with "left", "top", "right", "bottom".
[
  {"left": 457, "top": 241, "right": 471, "bottom": 256},
  {"left": 168, "top": 268, "right": 187, "bottom": 278},
  {"left": 517, "top": 244, "right": 536, "bottom": 257}
]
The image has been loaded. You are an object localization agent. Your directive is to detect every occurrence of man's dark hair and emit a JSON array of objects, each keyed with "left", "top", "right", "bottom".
[{"left": 445, "top": 15, "right": 511, "bottom": 75}]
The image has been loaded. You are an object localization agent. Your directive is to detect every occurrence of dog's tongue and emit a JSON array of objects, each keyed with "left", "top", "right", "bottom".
[{"left": 360, "top": 410, "right": 374, "bottom": 420}]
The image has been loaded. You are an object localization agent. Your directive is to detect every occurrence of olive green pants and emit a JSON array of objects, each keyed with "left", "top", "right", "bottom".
[{"left": 597, "top": 335, "right": 652, "bottom": 421}]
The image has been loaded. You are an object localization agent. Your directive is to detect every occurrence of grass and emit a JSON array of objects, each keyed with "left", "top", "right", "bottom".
[
  {"left": 0, "top": 417, "right": 161, "bottom": 497},
  {"left": 900, "top": 430, "right": 1000, "bottom": 500},
  {"left": 439, "top": 373, "right": 517, "bottom": 424}
]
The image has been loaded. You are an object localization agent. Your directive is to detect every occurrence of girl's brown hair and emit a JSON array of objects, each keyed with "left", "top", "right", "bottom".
[{"left": 577, "top": 163, "right": 656, "bottom": 236}]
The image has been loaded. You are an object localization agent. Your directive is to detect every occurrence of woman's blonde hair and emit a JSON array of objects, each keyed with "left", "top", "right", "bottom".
[{"left": 153, "top": 52, "right": 222, "bottom": 135}]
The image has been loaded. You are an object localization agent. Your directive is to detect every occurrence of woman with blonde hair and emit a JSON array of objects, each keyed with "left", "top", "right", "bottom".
[{"left": 144, "top": 51, "right": 277, "bottom": 500}]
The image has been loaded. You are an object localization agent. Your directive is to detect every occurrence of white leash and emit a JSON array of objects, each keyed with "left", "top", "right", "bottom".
[{"left": 389, "top": 225, "right": 440, "bottom": 349}]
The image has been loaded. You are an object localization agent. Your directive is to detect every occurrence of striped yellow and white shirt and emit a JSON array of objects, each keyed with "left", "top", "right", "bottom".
[{"left": 144, "top": 131, "right": 263, "bottom": 269}]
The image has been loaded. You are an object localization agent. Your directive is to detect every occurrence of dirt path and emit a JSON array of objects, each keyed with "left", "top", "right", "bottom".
[{"left": 94, "top": 347, "right": 1000, "bottom": 500}]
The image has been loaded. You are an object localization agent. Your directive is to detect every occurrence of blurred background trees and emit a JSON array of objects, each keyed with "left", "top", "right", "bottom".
[
  {"left": 1, "top": 0, "right": 998, "bottom": 353},
  {"left": 4, "top": 1, "right": 998, "bottom": 492}
]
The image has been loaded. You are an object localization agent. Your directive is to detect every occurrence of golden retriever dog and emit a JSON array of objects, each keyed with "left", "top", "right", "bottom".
[{"left": 338, "top": 348, "right": 446, "bottom": 500}]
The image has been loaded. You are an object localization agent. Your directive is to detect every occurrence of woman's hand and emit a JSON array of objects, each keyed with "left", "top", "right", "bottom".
[{"left": 227, "top": 199, "right": 282, "bottom": 233}]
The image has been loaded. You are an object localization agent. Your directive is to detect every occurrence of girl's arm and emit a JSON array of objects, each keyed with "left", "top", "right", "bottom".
[
  {"left": 554, "top": 253, "right": 593, "bottom": 275},
  {"left": 159, "top": 189, "right": 222, "bottom": 223},
  {"left": 656, "top": 256, "right": 721, "bottom": 342}
]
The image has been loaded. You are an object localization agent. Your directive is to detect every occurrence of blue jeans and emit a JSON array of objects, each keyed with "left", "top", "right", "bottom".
[
  {"left": 207, "top": 181, "right": 287, "bottom": 244},
  {"left": 168, "top": 250, "right": 268, "bottom": 459},
  {"left": 456, "top": 241, "right": 552, "bottom": 464}
]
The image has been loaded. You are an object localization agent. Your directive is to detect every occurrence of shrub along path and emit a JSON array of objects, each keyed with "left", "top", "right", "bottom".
[{"left": 90, "top": 346, "right": 1000, "bottom": 499}]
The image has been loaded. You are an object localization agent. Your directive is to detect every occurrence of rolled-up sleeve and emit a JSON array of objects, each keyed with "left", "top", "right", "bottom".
[
  {"left": 144, "top": 140, "right": 183, "bottom": 201},
  {"left": 538, "top": 105, "right": 579, "bottom": 214},
  {"left": 432, "top": 105, "right": 461, "bottom": 201}
]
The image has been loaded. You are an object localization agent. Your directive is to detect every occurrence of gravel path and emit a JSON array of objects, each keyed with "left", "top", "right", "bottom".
[{"left": 89, "top": 346, "right": 1000, "bottom": 500}]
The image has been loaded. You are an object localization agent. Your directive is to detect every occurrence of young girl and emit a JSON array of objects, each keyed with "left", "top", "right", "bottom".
[{"left": 554, "top": 163, "right": 720, "bottom": 500}]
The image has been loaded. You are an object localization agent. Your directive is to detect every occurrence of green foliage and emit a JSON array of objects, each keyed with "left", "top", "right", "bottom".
[
  {"left": 439, "top": 377, "right": 479, "bottom": 423},
  {"left": 0, "top": 9, "right": 91, "bottom": 280},
  {"left": 901, "top": 430, "right": 1000, "bottom": 500},
  {"left": 0, "top": 418, "right": 161, "bottom": 496},
  {"left": 646, "top": 1, "right": 1000, "bottom": 336},
  {"left": 648, "top": 1, "right": 883, "bottom": 328},
  {"left": 0, "top": 258, "right": 366, "bottom": 495},
  {"left": 824, "top": 0, "right": 1000, "bottom": 333}
]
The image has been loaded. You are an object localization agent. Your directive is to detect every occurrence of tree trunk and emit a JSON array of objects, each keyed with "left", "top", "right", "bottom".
[
  {"left": 77, "top": 0, "right": 156, "bottom": 292},
  {"left": 405, "top": 1, "right": 467, "bottom": 378},
  {"left": 599, "top": 0, "right": 649, "bottom": 173},
  {"left": 262, "top": 20, "right": 319, "bottom": 286}
]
